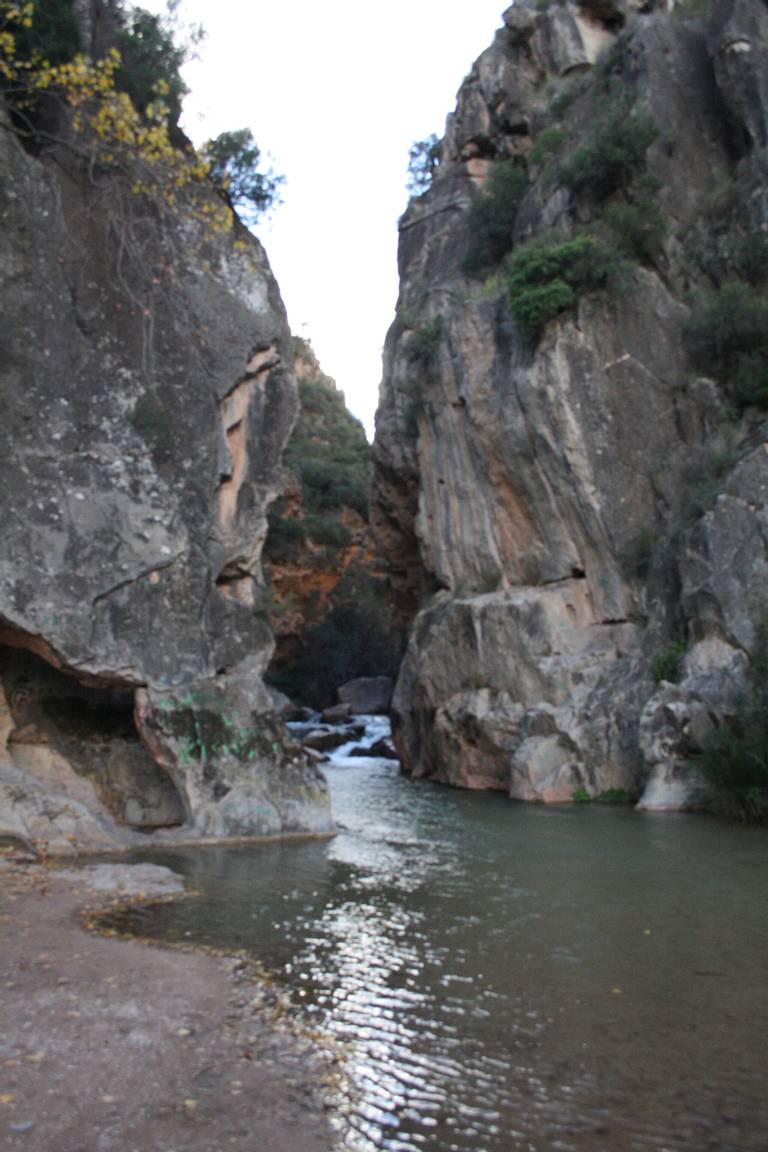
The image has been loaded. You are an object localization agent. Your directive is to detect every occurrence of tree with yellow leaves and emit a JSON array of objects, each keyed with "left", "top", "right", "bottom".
[{"left": 0, "top": 1, "right": 281, "bottom": 235}]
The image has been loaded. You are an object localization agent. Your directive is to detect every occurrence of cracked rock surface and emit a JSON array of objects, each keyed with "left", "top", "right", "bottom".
[{"left": 0, "top": 93, "right": 331, "bottom": 848}]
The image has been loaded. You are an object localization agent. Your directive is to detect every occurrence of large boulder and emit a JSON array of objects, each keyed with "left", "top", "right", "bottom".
[
  {"left": 636, "top": 638, "right": 749, "bottom": 810},
  {"left": 338, "top": 676, "right": 394, "bottom": 714},
  {"left": 392, "top": 586, "right": 640, "bottom": 797}
]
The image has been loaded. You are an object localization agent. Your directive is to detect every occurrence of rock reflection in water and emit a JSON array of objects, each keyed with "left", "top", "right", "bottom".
[{"left": 112, "top": 720, "right": 768, "bottom": 1152}]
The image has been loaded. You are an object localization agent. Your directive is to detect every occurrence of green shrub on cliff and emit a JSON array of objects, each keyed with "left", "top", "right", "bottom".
[
  {"left": 12, "top": 0, "right": 81, "bottom": 65},
  {"left": 264, "top": 513, "right": 307, "bottom": 563},
  {"left": 2, "top": 2, "right": 281, "bottom": 237},
  {"left": 462, "top": 159, "right": 528, "bottom": 276},
  {"left": 675, "top": 423, "right": 740, "bottom": 524},
  {"left": 598, "top": 199, "right": 665, "bottom": 264},
  {"left": 286, "top": 375, "right": 370, "bottom": 519},
  {"left": 684, "top": 282, "right": 768, "bottom": 410},
  {"left": 268, "top": 566, "right": 403, "bottom": 708},
  {"left": 651, "top": 639, "right": 687, "bottom": 684},
  {"left": 505, "top": 233, "right": 621, "bottom": 335},
  {"left": 298, "top": 457, "right": 367, "bottom": 519},
  {"left": 572, "top": 787, "right": 631, "bottom": 804},
  {"left": 115, "top": 3, "right": 194, "bottom": 133},
  {"left": 528, "top": 126, "right": 566, "bottom": 168},
  {"left": 560, "top": 105, "right": 657, "bottom": 201},
  {"left": 265, "top": 510, "right": 352, "bottom": 563},
  {"left": 12, "top": 0, "right": 194, "bottom": 133},
  {"left": 407, "top": 316, "right": 444, "bottom": 366},
  {"left": 696, "top": 706, "right": 768, "bottom": 821}
]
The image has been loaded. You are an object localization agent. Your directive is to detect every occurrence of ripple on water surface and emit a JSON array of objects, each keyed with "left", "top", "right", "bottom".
[{"left": 112, "top": 734, "right": 768, "bottom": 1152}]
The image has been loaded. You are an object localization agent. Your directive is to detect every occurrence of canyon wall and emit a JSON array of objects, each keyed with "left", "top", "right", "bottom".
[
  {"left": 373, "top": 0, "right": 768, "bottom": 808},
  {"left": 263, "top": 340, "right": 399, "bottom": 708},
  {"left": 0, "top": 105, "right": 331, "bottom": 851}
]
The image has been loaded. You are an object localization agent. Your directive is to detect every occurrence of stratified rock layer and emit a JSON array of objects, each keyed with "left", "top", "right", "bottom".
[
  {"left": 0, "top": 113, "right": 331, "bottom": 851},
  {"left": 373, "top": 0, "right": 768, "bottom": 809}
]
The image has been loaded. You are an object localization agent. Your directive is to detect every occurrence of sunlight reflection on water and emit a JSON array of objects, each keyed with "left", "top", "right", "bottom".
[{"left": 112, "top": 718, "right": 768, "bottom": 1152}]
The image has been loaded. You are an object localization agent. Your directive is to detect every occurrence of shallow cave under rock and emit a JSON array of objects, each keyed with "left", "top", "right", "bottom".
[{"left": 0, "top": 643, "right": 185, "bottom": 832}]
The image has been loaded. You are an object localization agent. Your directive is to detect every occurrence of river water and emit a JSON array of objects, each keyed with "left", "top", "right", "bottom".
[{"left": 112, "top": 717, "right": 768, "bottom": 1152}]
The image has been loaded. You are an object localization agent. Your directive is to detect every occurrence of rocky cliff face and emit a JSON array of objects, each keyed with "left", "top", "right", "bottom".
[
  {"left": 264, "top": 343, "right": 374, "bottom": 685},
  {"left": 0, "top": 108, "right": 331, "bottom": 851},
  {"left": 373, "top": 0, "right": 768, "bottom": 809},
  {"left": 263, "top": 340, "right": 401, "bottom": 708}
]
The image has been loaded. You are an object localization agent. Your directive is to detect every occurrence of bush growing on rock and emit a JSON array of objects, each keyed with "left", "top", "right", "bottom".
[
  {"left": 572, "top": 787, "right": 632, "bottom": 804},
  {"left": 6, "top": 0, "right": 195, "bottom": 136},
  {"left": 697, "top": 706, "right": 768, "bottom": 821},
  {"left": 114, "top": 3, "right": 195, "bottom": 134},
  {"left": 264, "top": 513, "right": 307, "bottom": 563},
  {"left": 598, "top": 199, "right": 665, "bottom": 264},
  {"left": 286, "top": 376, "right": 370, "bottom": 519},
  {"left": 684, "top": 282, "right": 768, "bottom": 410},
  {"left": 407, "top": 316, "right": 444, "bottom": 366},
  {"left": 304, "top": 514, "right": 353, "bottom": 549},
  {"left": 0, "top": 0, "right": 280, "bottom": 247},
  {"left": 11, "top": 0, "right": 81, "bottom": 66},
  {"left": 462, "top": 159, "right": 528, "bottom": 276},
  {"left": 528, "top": 126, "right": 566, "bottom": 168},
  {"left": 622, "top": 525, "right": 657, "bottom": 579},
  {"left": 268, "top": 566, "right": 404, "bottom": 708},
  {"left": 650, "top": 639, "right": 687, "bottom": 684},
  {"left": 505, "top": 233, "right": 622, "bottom": 335},
  {"left": 675, "top": 423, "right": 740, "bottom": 524},
  {"left": 559, "top": 104, "right": 657, "bottom": 201}
]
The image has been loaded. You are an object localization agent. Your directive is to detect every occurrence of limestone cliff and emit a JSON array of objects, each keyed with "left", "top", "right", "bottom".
[
  {"left": 373, "top": 0, "right": 768, "bottom": 810},
  {"left": 0, "top": 88, "right": 331, "bottom": 848}
]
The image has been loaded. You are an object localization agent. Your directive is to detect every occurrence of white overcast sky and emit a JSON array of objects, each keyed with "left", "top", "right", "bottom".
[{"left": 147, "top": 1, "right": 506, "bottom": 436}]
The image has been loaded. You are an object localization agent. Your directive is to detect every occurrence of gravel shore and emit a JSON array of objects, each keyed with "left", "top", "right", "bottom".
[{"left": 0, "top": 856, "right": 336, "bottom": 1152}]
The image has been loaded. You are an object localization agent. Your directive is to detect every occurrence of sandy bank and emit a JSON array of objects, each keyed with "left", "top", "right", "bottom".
[{"left": 0, "top": 856, "right": 335, "bottom": 1152}]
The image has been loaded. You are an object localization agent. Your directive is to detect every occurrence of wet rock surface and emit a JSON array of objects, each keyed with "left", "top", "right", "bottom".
[
  {"left": 302, "top": 729, "right": 351, "bottom": 753},
  {"left": 348, "top": 739, "right": 399, "bottom": 760},
  {"left": 54, "top": 863, "right": 186, "bottom": 897}
]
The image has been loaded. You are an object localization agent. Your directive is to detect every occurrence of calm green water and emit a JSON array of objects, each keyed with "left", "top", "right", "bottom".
[{"left": 114, "top": 740, "right": 768, "bottom": 1152}]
